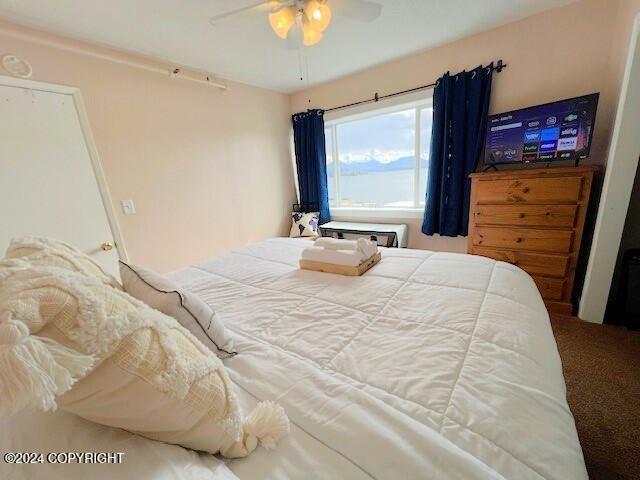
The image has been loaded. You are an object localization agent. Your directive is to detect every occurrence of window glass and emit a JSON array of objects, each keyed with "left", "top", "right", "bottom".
[
  {"left": 335, "top": 109, "right": 416, "bottom": 208},
  {"left": 324, "top": 94, "right": 433, "bottom": 211}
]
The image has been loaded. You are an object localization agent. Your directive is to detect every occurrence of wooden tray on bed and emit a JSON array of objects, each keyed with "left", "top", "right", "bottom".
[{"left": 299, "top": 252, "right": 381, "bottom": 276}]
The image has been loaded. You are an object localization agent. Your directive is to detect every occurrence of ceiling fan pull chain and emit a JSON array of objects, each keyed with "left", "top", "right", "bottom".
[
  {"left": 298, "top": 48, "right": 304, "bottom": 82},
  {"left": 305, "top": 49, "right": 310, "bottom": 88}
]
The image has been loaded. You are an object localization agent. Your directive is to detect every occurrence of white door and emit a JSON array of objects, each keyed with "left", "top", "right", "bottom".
[{"left": 0, "top": 77, "right": 125, "bottom": 277}]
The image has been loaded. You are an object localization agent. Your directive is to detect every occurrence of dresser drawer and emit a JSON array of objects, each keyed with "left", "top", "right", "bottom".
[
  {"left": 468, "top": 167, "right": 598, "bottom": 315},
  {"left": 532, "top": 276, "right": 565, "bottom": 301},
  {"left": 472, "top": 226, "right": 573, "bottom": 253},
  {"left": 472, "top": 204, "right": 577, "bottom": 228},
  {"left": 472, "top": 248, "right": 569, "bottom": 278},
  {"left": 475, "top": 177, "right": 583, "bottom": 204}
]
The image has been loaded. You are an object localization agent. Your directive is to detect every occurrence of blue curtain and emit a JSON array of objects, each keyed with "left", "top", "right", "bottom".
[
  {"left": 292, "top": 109, "right": 331, "bottom": 224},
  {"left": 422, "top": 63, "right": 493, "bottom": 237}
]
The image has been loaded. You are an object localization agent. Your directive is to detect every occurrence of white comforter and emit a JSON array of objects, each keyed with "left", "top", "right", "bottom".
[
  {"left": 165, "top": 237, "right": 587, "bottom": 480},
  {"left": 0, "top": 409, "right": 236, "bottom": 480}
]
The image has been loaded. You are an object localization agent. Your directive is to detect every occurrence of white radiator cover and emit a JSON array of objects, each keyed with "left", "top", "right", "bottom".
[{"left": 319, "top": 221, "right": 408, "bottom": 248}]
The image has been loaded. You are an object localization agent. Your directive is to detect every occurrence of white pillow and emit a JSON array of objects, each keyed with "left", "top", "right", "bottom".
[
  {"left": 119, "top": 261, "right": 236, "bottom": 358},
  {"left": 0, "top": 265, "right": 288, "bottom": 458},
  {"left": 290, "top": 211, "right": 320, "bottom": 238}
]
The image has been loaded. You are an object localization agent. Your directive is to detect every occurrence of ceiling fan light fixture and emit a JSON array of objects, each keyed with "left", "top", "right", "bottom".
[
  {"left": 305, "top": 1, "right": 332, "bottom": 33},
  {"left": 302, "top": 23, "right": 323, "bottom": 46},
  {"left": 268, "top": 6, "right": 296, "bottom": 39}
]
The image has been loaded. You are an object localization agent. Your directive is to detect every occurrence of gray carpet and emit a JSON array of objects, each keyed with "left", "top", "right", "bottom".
[{"left": 551, "top": 316, "right": 640, "bottom": 480}]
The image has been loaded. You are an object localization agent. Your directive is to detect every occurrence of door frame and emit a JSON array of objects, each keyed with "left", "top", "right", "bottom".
[
  {"left": 579, "top": 14, "right": 640, "bottom": 323},
  {"left": 0, "top": 74, "right": 129, "bottom": 261}
]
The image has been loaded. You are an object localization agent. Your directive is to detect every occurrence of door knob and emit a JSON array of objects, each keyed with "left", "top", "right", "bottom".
[{"left": 101, "top": 241, "right": 114, "bottom": 251}]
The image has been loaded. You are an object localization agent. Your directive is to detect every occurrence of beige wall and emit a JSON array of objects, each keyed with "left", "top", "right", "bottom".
[
  {"left": 290, "top": 0, "right": 634, "bottom": 252},
  {"left": 612, "top": 0, "right": 640, "bottom": 84},
  {"left": 3, "top": 1, "right": 639, "bottom": 264},
  {"left": 0, "top": 19, "right": 296, "bottom": 272}
]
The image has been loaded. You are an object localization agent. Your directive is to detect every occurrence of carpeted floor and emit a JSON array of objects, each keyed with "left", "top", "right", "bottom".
[{"left": 550, "top": 315, "right": 640, "bottom": 480}]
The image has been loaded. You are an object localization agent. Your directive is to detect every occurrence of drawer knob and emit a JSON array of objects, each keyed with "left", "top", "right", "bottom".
[
  {"left": 519, "top": 213, "right": 525, "bottom": 219},
  {"left": 515, "top": 237, "right": 523, "bottom": 243},
  {"left": 522, "top": 187, "right": 530, "bottom": 193}
]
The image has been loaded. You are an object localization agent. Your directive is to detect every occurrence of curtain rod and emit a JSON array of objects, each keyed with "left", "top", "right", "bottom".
[
  {"left": 323, "top": 59, "right": 506, "bottom": 113},
  {"left": 0, "top": 25, "right": 229, "bottom": 91}
]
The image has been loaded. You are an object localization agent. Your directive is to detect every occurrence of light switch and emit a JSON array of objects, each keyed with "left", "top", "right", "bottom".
[{"left": 121, "top": 199, "right": 136, "bottom": 215}]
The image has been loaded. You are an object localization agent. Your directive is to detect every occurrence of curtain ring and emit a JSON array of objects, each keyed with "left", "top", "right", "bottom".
[{"left": 471, "top": 71, "right": 477, "bottom": 79}]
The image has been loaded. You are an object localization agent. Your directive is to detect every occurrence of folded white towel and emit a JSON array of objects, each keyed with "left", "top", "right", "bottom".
[
  {"left": 301, "top": 246, "right": 364, "bottom": 267},
  {"left": 314, "top": 238, "right": 357, "bottom": 250},
  {"left": 356, "top": 238, "right": 378, "bottom": 259},
  {"left": 313, "top": 237, "right": 378, "bottom": 260}
]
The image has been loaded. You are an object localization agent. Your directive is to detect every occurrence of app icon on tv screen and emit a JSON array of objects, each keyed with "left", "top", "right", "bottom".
[{"left": 483, "top": 93, "right": 599, "bottom": 165}]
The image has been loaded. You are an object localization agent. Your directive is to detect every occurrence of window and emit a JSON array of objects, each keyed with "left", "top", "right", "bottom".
[{"left": 324, "top": 93, "right": 433, "bottom": 215}]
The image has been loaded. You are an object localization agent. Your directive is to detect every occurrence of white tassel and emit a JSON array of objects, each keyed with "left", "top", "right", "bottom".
[
  {"left": 0, "top": 312, "right": 94, "bottom": 417},
  {"left": 38, "top": 337, "right": 95, "bottom": 395},
  {"left": 243, "top": 401, "right": 290, "bottom": 451},
  {"left": 219, "top": 401, "right": 290, "bottom": 458}
]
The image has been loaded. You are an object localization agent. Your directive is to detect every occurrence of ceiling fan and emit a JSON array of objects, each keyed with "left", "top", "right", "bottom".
[{"left": 210, "top": 0, "right": 383, "bottom": 48}]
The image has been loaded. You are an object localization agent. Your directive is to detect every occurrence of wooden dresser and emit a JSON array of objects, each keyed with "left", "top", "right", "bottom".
[{"left": 467, "top": 166, "right": 598, "bottom": 314}]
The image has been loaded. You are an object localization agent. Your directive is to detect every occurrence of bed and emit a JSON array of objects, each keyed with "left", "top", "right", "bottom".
[{"left": 1, "top": 237, "right": 587, "bottom": 480}]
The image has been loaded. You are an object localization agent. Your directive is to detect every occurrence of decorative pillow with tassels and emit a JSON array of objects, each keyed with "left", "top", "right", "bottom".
[
  {"left": 5, "top": 236, "right": 123, "bottom": 290},
  {"left": 0, "top": 264, "right": 289, "bottom": 458}
]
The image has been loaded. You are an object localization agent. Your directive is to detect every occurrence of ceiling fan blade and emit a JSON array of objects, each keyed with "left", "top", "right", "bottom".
[
  {"left": 329, "top": 0, "right": 382, "bottom": 22},
  {"left": 210, "top": 1, "right": 287, "bottom": 26}
]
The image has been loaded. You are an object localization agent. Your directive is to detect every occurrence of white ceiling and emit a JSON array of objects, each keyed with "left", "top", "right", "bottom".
[{"left": 0, "top": 0, "right": 576, "bottom": 93}]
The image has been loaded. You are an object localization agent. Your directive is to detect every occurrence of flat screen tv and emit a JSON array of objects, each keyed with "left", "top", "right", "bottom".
[{"left": 483, "top": 93, "right": 599, "bottom": 165}]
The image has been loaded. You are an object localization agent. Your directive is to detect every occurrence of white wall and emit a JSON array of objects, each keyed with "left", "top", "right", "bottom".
[{"left": 0, "top": 18, "right": 296, "bottom": 273}]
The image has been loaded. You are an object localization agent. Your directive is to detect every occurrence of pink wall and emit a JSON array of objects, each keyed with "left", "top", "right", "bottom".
[
  {"left": 0, "top": 19, "right": 296, "bottom": 272},
  {"left": 2, "top": 1, "right": 638, "bottom": 263},
  {"left": 612, "top": 0, "right": 640, "bottom": 84},
  {"left": 290, "top": 0, "right": 638, "bottom": 252}
]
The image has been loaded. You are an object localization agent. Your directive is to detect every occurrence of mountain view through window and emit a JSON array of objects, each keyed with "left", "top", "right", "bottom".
[{"left": 325, "top": 98, "right": 433, "bottom": 210}]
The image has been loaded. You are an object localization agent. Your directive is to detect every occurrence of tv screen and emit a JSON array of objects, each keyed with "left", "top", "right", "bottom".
[{"left": 483, "top": 93, "right": 599, "bottom": 165}]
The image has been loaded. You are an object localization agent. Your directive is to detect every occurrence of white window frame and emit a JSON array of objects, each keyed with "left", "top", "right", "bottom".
[{"left": 324, "top": 89, "right": 434, "bottom": 220}]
